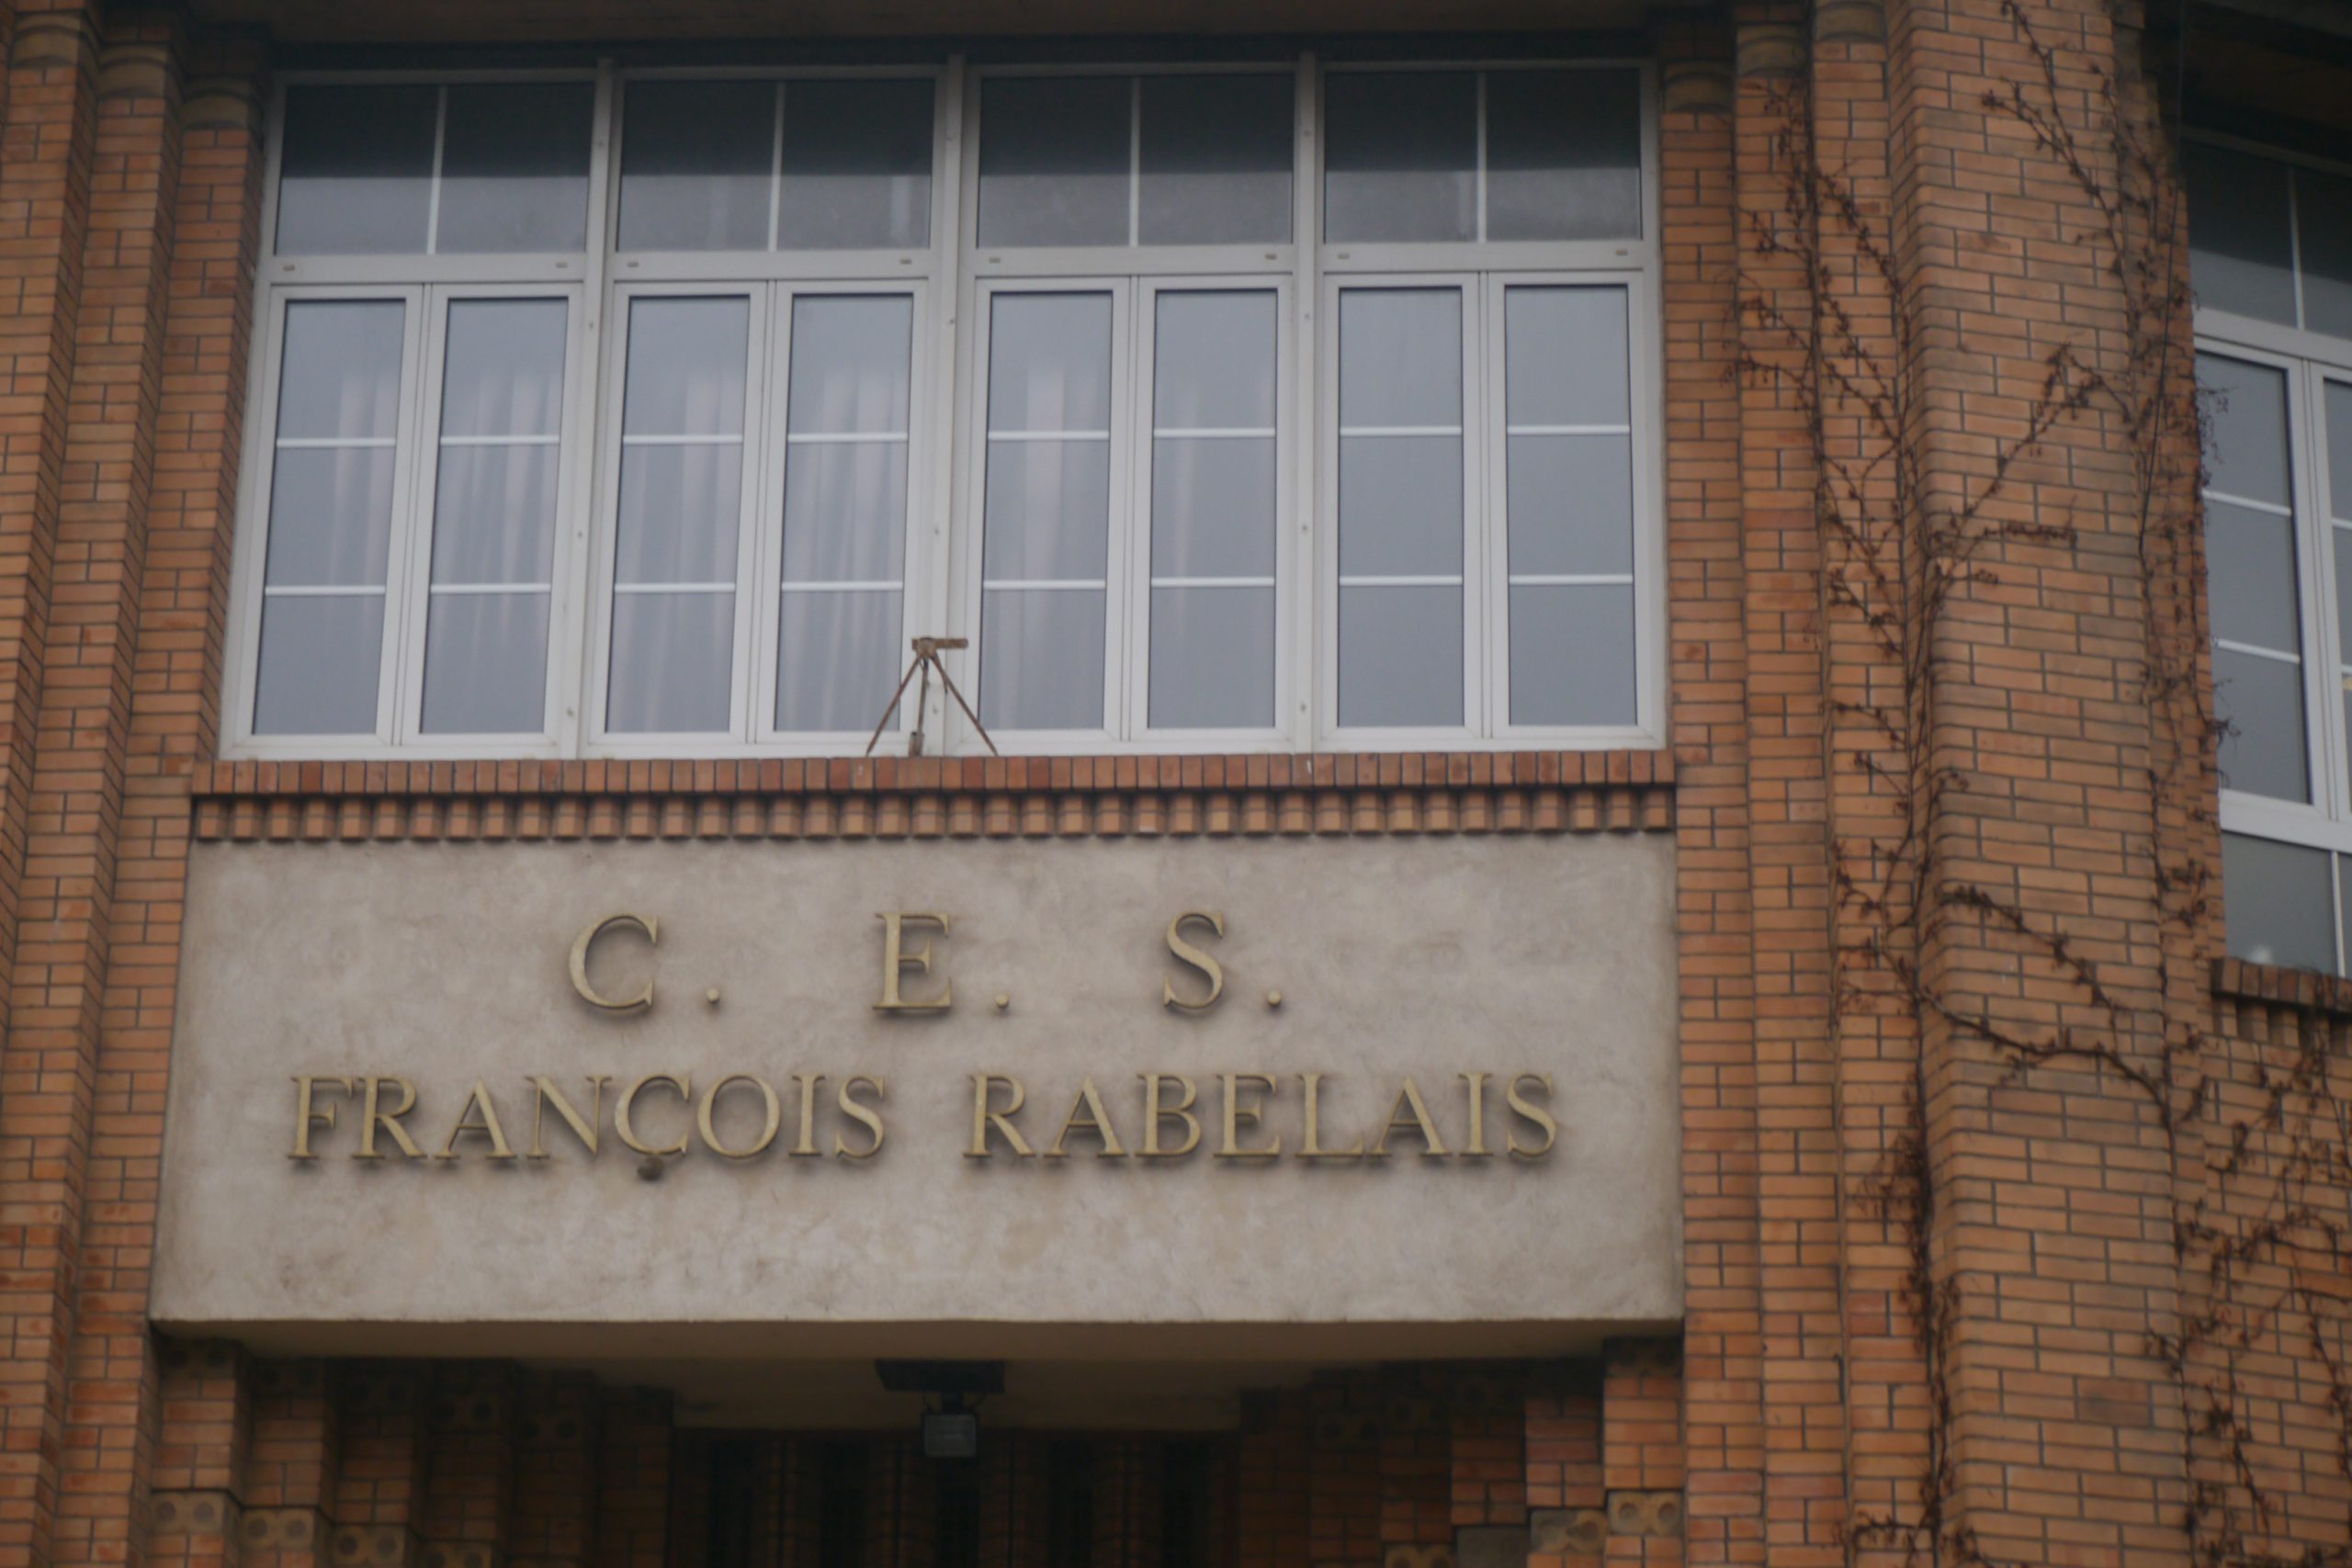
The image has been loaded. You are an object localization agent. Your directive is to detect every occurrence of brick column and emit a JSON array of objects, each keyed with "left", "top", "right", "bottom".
[
  {"left": 243, "top": 1360, "right": 343, "bottom": 1568},
  {"left": 151, "top": 1340, "right": 254, "bottom": 1568}
]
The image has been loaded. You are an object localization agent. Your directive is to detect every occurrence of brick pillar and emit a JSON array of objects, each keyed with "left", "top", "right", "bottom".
[
  {"left": 1600, "top": 1341, "right": 1684, "bottom": 1564},
  {"left": 243, "top": 1359, "right": 342, "bottom": 1568},
  {"left": 151, "top": 1340, "right": 254, "bottom": 1568},
  {"left": 1523, "top": 1364, "right": 1603, "bottom": 1568},
  {"left": 1306, "top": 1372, "right": 1380, "bottom": 1568},
  {"left": 1445, "top": 1365, "right": 1527, "bottom": 1531},
  {"left": 589, "top": 1391, "right": 670, "bottom": 1568},
  {"left": 1234, "top": 1393, "right": 1306, "bottom": 1568},
  {"left": 334, "top": 1365, "right": 433, "bottom": 1568},
  {"left": 0, "top": 6, "right": 103, "bottom": 1553},
  {"left": 422, "top": 1363, "right": 520, "bottom": 1568},
  {"left": 511, "top": 1374, "right": 601, "bottom": 1568}
]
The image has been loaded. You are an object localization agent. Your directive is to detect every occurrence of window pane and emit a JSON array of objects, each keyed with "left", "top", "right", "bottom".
[
  {"left": 2301, "top": 167, "right": 2352, "bottom": 341},
  {"left": 1486, "top": 69, "right": 1641, "bottom": 241},
  {"left": 2209, "top": 500, "right": 2301, "bottom": 651},
  {"left": 1508, "top": 437, "right": 1633, "bottom": 577},
  {"left": 254, "top": 300, "right": 405, "bottom": 737},
  {"left": 276, "top": 85, "right": 436, "bottom": 254},
  {"left": 1338, "top": 288, "right": 1463, "bottom": 728},
  {"left": 618, "top": 80, "right": 775, "bottom": 252},
  {"left": 978, "top": 77, "right": 1131, "bottom": 248},
  {"left": 2329, "top": 381, "right": 2352, "bottom": 524},
  {"left": 1150, "top": 587, "right": 1274, "bottom": 728},
  {"left": 1137, "top": 75, "right": 1292, "bottom": 245},
  {"left": 609, "top": 297, "right": 751, "bottom": 733},
  {"left": 2222, "top": 832, "right": 2336, "bottom": 973},
  {"left": 254, "top": 597, "right": 388, "bottom": 735},
  {"left": 776, "top": 591, "right": 902, "bottom": 732},
  {"left": 776, "top": 79, "right": 933, "bottom": 250},
  {"left": 980, "top": 293, "right": 1114, "bottom": 729},
  {"left": 421, "top": 299, "right": 567, "bottom": 735},
  {"left": 1323, "top": 72, "right": 1476, "bottom": 243},
  {"left": 1506, "top": 287, "right": 1631, "bottom": 427},
  {"left": 1149, "top": 291, "right": 1277, "bottom": 729},
  {"left": 2185, "top": 142, "right": 2295, "bottom": 324},
  {"left": 2330, "top": 384, "right": 2352, "bottom": 804},
  {"left": 2200, "top": 352, "right": 2292, "bottom": 506},
  {"left": 778, "top": 295, "right": 912, "bottom": 732},
  {"left": 1340, "top": 585, "right": 1460, "bottom": 728},
  {"left": 2215, "top": 647, "right": 2310, "bottom": 801},
  {"left": 435, "top": 84, "right": 594, "bottom": 253},
  {"left": 421, "top": 593, "right": 550, "bottom": 734},
  {"left": 1510, "top": 583, "right": 1634, "bottom": 727}
]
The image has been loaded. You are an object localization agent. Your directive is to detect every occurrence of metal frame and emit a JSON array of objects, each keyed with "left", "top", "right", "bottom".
[{"left": 224, "top": 51, "right": 1667, "bottom": 761}]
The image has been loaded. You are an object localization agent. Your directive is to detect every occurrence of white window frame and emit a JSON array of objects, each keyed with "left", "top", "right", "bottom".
[{"left": 224, "top": 53, "right": 1663, "bottom": 761}]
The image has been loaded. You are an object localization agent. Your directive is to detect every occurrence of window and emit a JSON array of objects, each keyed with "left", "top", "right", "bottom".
[
  {"left": 2188, "top": 136, "right": 2352, "bottom": 972},
  {"left": 227, "top": 56, "right": 1658, "bottom": 759}
]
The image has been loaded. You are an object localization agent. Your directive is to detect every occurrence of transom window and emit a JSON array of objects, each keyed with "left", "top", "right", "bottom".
[
  {"left": 2187, "top": 135, "right": 2352, "bottom": 972},
  {"left": 226, "top": 55, "right": 1660, "bottom": 759}
]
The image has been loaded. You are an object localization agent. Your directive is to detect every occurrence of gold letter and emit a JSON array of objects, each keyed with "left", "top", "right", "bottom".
[
  {"left": 1048, "top": 1077, "right": 1128, "bottom": 1159},
  {"left": 792, "top": 1073, "right": 824, "bottom": 1157},
  {"left": 1300, "top": 1073, "right": 1365, "bottom": 1159},
  {"left": 1506, "top": 1075, "right": 1557, "bottom": 1159},
  {"left": 569, "top": 913, "right": 657, "bottom": 1014},
  {"left": 698, "top": 1075, "right": 783, "bottom": 1159},
  {"left": 356, "top": 1077, "right": 425, "bottom": 1161},
  {"left": 1216, "top": 1073, "right": 1281, "bottom": 1160},
  {"left": 1459, "top": 1073, "right": 1492, "bottom": 1158},
  {"left": 875, "top": 913, "right": 952, "bottom": 1011},
  {"left": 440, "top": 1080, "right": 518, "bottom": 1162},
  {"left": 290, "top": 1076, "right": 350, "bottom": 1160},
  {"left": 834, "top": 1076, "right": 886, "bottom": 1158},
  {"left": 528, "top": 1076, "right": 607, "bottom": 1159},
  {"left": 1139, "top": 1074, "right": 1200, "bottom": 1158},
  {"left": 1369, "top": 1077, "right": 1448, "bottom": 1158},
  {"left": 968, "top": 1075, "right": 1033, "bottom": 1158},
  {"left": 1162, "top": 911, "right": 1226, "bottom": 1012},
  {"left": 616, "top": 1074, "right": 692, "bottom": 1156}
]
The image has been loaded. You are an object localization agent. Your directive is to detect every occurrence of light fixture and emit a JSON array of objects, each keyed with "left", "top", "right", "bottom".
[{"left": 876, "top": 1360, "right": 1002, "bottom": 1461}]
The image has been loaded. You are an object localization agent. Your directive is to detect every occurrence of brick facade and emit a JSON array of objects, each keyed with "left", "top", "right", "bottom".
[{"left": 0, "top": 2, "right": 2345, "bottom": 1567}]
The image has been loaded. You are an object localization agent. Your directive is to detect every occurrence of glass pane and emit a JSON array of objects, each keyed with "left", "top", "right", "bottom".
[
  {"left": 429, "top": 446, "right": 560, "bottom": 586},
  {"left": 1486, "top": 69, "right": 1641, "bottom": 241},
  {"left": 2214, "top": 647, "right": 2310, "bottom": 802},
  {"left": 2185, "top": 142, "right": 2295, "bottom": 324},
  {"left": 776, "top": 591, "right": 902, "bottom": 732},
  {"left": 1150, "top": 586, "right": 1275, "bottom": 728},
  {"left": 779, "top": 296, "right": 911, "bottom": 604},
  {"left": 265, "top": 301, "right": 404, "bottom": 590},
  {"left": 620, "top": 297, "right": 751, "bottom": 437},
  {"left": 1151, "top": 439, "right": 1276, "bottom": 579},
  {"left": 1323, "top": 72, "right": 1476, "bottom": 243},
  {"left": 1340, "top": 288, "right": 1462, "bottom": 430},
  {"left": 1510, "top": 583, "right": 1635, "bottom": 727},
  {"left": 1153, "top": 290, "right": 1278, "bottom": 430},
  {"left": 436, "top": 84, "right": 594, "bottom": 253},
  {"left": 1508, "top": 436, "right": 1633, "bottom": 579},
  {"left": 254, "top": 597, "right": 386, "bottom": 734},
  {"left": 987, "top": 294, "right": 1114, "bottom": 433},
  {"left": 1137, "top": 75, "right": 1292, "bottom": 245},
  {"left": 429, "top": 299, "right": 567, "bottom": 590},
  {"left": 982, "top": 441, "right": 1112, "bottom": 581},
  {"left": 276, "top": 85, "right": 435, "bottom": 254},
  {"left": 980, "top": 589, "right": 1107, "bottom": 731},
  {"left": 617, "top": 445, "right": 746, "bottom": 583},
  {"left": 1337, "top": 437, "right": 1462, "bottom": 578},
  {"left": 2222, "top": 832, "right": 2336, "bottom": 973},
  {"left": 1506, "top": 287, "right": 1631, "bottom": 427},
  {"left": 2302, "top": 168, "right": 2352, "bottom": 342},
  {"left": 2199, "top": 353, "right": 2292, "bottom": 506},
  {"left": 437, "top": 299, "right": 567, "bottom": 441},
  {"left": 776, "top": 78, "right": 933, "bottom": 250},
  {"left": 607, "top": 593, "right": 736, "bottom": 734},
  {"left": 1339, "top": 584, "right": 1460, "bottom": 728},
  {"left": 422, "top": 592, "right": 550, "bottom": 734},
  {"left": 978, "top": 77, "right": 1132, "bottom": 248},
  {"left": 618, "top": 80, "right": 775, "bottom": 252},
  {"left": 2329, "top": 381, "right": 2352, "bottom": 524},
  {"left": 2207, "top": 500, "right": 2301, "bottom": 651}
]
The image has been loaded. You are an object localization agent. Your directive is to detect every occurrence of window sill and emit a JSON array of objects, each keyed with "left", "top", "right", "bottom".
[
  {"left": 2212, "top": 956, "right": 2352, "bottom": 1018},
  {"left": 187, "top": 749, "right": 1674, "bottom": 843}
]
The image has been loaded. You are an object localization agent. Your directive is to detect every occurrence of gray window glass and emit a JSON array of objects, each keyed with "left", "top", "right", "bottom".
[
  {"left": 276, "top": 85, "right": 437, "bottom": 255},
  {"left": 435, "top": 84, "right": 594, "bottom": 254},
  {"left": 980, "top": 292, "right": 1114, "bottom": 730},
  {"left": 2222, "top": 832, "right": 2336, "bottom": 974},
  {"left": 2301, "top": 166, "right": 2352, "bottom": 342},
  {"left": 1486, "top": 69, "right": 1641, "bottom": 241},
  {"left": 2186, "top": 142, "right": 2295, "bottom": 325},
  {"left": 1504, "top": 286, "right": 1636, "bottom": 726},
  {"left": 421, "top": 299, "right": 568, "bottom": 735},
  {"left": 1148, "top": 291, "right": 1278, "bottom": 729},
  {"left": 607, "top": 296, "right": 752, "bottom": 733},
  {"left": 618, "top": 80, "right": 776, "bottom": 252},
  {"left": 777, "top": 295, "right": 913, "bottom": 732},
  {"left": 1337, "top": 288, "right": 1463, "bottom": 728},
  {"left": 1137, "top": 75, "right": 1293, "bottom": 245},
  {"left": 776, "top": 79, "right": 934, "bottom": 251},
  {"left": 1323, "top": 72, "right": 1476, "bottom": 243},
  {"left": 254, "top": 299, "right": 406, "bottom": 736},
  {"left": 978, "top": 77, "right": 1131, "bottom": 248},
  {"left": 2199, "top": 352, "right": 2309, "bottom": 803}
]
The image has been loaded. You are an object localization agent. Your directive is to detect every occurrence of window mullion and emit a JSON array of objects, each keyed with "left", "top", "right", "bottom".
[
  {"left": 2293, "top": 363, "right": 2341, "bottom": 821},
  {"left": 425, "top": 85, "right": 448, "bottom": 257},
  {"left": 1294, "top": 51, "right": 1319, "bottom": 750}
]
